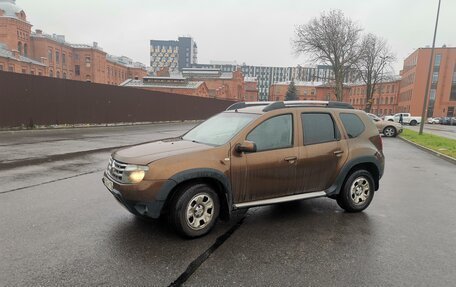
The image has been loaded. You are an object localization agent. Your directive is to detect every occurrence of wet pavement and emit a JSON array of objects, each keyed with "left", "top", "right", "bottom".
[{"left": 0, "top": 124, "right": 455, "bottom": 286}]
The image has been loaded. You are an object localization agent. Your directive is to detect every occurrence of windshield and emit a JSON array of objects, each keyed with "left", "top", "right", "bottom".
[{"left": 183, "top": 112, "right": 259, "bottom": 146}]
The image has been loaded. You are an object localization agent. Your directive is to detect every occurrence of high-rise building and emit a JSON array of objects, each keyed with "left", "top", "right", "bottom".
[
  {"left": 398, "top": 47, "right": 456, "bottom": 117},
  {"left": 150, "top": 37, "right": 198, "bottom": 73}
]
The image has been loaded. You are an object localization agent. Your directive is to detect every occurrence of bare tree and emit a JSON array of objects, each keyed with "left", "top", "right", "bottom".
[
  {"left": 293, "top": 10, "right": 362, "bottom": 101},
  {"left": 356, "top": 33, "right": 396, "bottom": 113}
]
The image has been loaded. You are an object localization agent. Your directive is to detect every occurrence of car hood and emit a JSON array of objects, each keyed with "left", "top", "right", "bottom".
[{"left": 112, "top": 138, "right": 213, "bottom": 165}]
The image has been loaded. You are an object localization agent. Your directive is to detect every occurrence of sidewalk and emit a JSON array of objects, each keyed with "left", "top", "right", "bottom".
[{"left": 0, "top": 122, "right": 196, "bottom": 169}]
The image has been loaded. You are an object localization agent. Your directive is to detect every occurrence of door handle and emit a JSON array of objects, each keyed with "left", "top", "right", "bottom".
[
  {"left": 334, "top": 150, "right": 344, "bottom": 157},
  {"left": 284, "top": 156, "right": 297, "bottom": 163}
]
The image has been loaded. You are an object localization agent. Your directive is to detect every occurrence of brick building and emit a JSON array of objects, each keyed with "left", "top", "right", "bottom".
[
  {"left": 182, "top": 68, "right": 244, "bottom": 101},
  {"left": 0, "top": 0, "right": 147, "bottom": 84},
  {"left": 244, "top": 77, "right": 258, "bottom": 101},
  {"left": 349, "top": 79, "right": 400, "bottom": 116},
  {"left": 269, "top": 81, "right": 350, "bottom": 102},
  {"left": 398, "top": 47, "right": 456, "bottom": 117}
]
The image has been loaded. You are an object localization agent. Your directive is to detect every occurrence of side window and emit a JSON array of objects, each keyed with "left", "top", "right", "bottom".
[
  {"left": 301, "top": 113, "right": 338, "bottom": 145},
  {"left": 340, "top": 113, "right": 365, "bottom": 138},
  {"left": 246, "top": 114, "right": 293, "bottom": 151}
]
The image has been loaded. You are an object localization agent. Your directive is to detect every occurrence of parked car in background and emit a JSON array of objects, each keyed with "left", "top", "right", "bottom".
[
  {"left": 368, "top": 113, "right": 403, "bottom": 137},
  {"left": 384, "top": 113, "right": 422, "bottom": 126},
  {"left": 427, "top": 117, "right": 441, "bottom": 124},
  {"left": 440, "top": 117, "right": 456, "bottom": 125},
  {"left": 102, "top": 101, "right": 385, "bottom": 237}
]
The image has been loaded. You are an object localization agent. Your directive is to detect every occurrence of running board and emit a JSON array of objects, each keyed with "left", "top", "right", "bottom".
[{"left": 233, "top": 191, "right": 327, "bottom": 209}]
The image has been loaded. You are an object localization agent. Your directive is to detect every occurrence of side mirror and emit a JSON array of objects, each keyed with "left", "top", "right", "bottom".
[{"left": 235, "top": 141, "right": 257, "bottom": 153}]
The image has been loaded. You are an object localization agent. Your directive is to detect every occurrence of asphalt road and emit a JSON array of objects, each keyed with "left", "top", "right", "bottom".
[{"left": 1, "top": 124, "right": 455, "bottom": 286}]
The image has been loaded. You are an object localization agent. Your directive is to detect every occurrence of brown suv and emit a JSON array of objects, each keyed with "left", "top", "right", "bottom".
[{"left": 103, "top": 101, "right": 384, "bottom": 237}]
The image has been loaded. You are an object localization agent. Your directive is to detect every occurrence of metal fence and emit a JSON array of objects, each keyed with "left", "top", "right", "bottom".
[{"left": 0, "top": 71, "right": 235, "bottom": 128}]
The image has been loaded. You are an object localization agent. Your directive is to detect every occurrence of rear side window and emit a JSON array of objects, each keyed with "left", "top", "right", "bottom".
[
  {"left": 247, "top": 114, "right": 293, "bottom": 151},
  {"left": 301, "top": 113, "right": 338, "bottom": 145},
  {"left": 340, "top": 113, "right": 365, "bottom": 138}
]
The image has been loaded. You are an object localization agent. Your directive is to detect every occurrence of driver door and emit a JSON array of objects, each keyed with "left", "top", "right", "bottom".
[{"left": 231, "top": 113, "right": 298, "bottom": 203}]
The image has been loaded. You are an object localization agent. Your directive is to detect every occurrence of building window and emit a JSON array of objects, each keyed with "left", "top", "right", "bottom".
[
  {"left": 432, "top": 72, "right": 439, "bottom": 83},
  {"left": 48, "top": 49, "right": 53, "bottom": 62},
  {"left": 0, "top": 64, "right": 3, "bottom": 71},
  {"left": 451, "top": 66, "right": 456, "bottom": 101},
  {"left": 49, "top": 70, "right": 53, "bottom": 77},
  {"left": 24, "top": 44, "right": 28, "bottom": 57},
  {"left": 56, "top": 71, "right": 60, "bottom": 78},
  {"left": 85, "top": 56, "right": 91, "bottom": 63},
  {"left": 21, "top": 68, "right": 26, "bottom": 73},
  {"left": 62, "top": 53, "right": 66, "bottom": 65},
  {"left": 63, "top": 72, "right": 67, "bottom": 79},
  {"left": 75, "top": 65, "right": 80, "bottom": 76},
  {"left": 18, "top": 42, "right": 22, "bottom": 54},
  {"left": 30, "top": 70, "right": 35, "bottom": 75},
  {"left": 435, "top": 54, "right": 441, "bottom": 66},
  {"left": 56, "top": 51, "right": 60, "bottom": 64}
]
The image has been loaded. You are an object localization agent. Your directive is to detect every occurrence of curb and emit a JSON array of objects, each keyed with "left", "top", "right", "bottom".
[{"left": 398, "top": 136, "right": 456, "bottom": 165}]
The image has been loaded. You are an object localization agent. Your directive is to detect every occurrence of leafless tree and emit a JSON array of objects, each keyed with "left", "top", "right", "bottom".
[
  {"left": 356, "top": 33, "right": 396, "bottom": 113},
  {"left": 293, "top": 10, "right": 362, "bottom": 101}
]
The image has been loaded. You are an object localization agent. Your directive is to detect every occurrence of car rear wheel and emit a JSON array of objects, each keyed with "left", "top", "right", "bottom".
[
  {"left": 337, "top": 170, "right": 374, "bottom": 212},
  {"left": 383, "top": 126, "right": 397, "bottom": 137},
  {"left": 169, "top": 183, "right": 220, "bottom": 238},
  {"left": 410, "top": 120, "right": 417, "bottom": 126}
]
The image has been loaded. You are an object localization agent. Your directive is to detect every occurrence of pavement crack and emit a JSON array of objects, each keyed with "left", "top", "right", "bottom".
[
  {"left": 0, "top": 169, "right": 104, "bottom": 195},
  {"left": 168, "top": 216, "right": 246, "bottom": 287}
]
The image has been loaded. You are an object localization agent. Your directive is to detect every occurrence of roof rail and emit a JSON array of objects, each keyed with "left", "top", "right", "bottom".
[
  {"left": 226, "top": 101, "right": 354, "bottom": 112},
  {"left": 263, "top": 101, "right": 354, "bottom": 112},
  {"left": 226, "top": 101, "right": 273, "bottom": 111}
]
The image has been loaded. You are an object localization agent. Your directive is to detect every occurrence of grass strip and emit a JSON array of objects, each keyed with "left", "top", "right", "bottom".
[{"left": 400, "top": 129, "right": 456, "bottom": 158}]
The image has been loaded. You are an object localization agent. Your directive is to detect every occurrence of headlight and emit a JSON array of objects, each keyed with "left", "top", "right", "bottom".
[{"left": 124, "top": 165, "right": 149, "bottom": 184}]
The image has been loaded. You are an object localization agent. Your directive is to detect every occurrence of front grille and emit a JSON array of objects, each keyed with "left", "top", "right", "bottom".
[{"left": 108, "top": 158, "right": 127, "bottom": 182}]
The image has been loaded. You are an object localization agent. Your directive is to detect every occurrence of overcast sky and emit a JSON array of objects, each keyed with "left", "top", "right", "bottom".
[{"left": 20, "top": 0, "right": 455, "bottom": 72}]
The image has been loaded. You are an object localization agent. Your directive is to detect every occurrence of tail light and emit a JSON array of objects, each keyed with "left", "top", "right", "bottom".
[{"left": 371, "top": 134, "right": 383, "bottom": 152}]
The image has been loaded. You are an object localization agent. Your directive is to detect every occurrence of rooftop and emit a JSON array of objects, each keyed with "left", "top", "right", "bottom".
[
  {"left": 0, "top": 0, "right": 26, "bottom": 21},
  {"left": 122, "top": 78, "right": 204, "bottom": 90},
  {"left": 0, "top": 45, "right": 45, "bottom": 66}
]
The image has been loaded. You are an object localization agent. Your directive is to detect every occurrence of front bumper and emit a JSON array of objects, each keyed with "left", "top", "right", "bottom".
[{"left": 102, "top": 173, "right": 166, "bottom": 219}]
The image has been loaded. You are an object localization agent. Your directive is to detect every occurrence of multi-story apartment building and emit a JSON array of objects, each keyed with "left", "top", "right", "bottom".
[
  {"left": 150, "top": 37, "right": 198, "bottom": 73},
  {"left": 0, "top": 0, "right": 147, "bottom": 84},
  {"left": 398, "top": 47, "right": 456, "bottom": 117}
]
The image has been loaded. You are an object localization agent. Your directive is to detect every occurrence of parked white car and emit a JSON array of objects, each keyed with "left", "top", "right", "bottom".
[
  {"left": 384, "top": 113, "right": 422, "bottom": 126},
  {"left": 427, "top": 117, "right": 440, "bottom": 124}
]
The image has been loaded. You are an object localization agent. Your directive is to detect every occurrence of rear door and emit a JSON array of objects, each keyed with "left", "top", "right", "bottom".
[{"left": 296, "top": 112, "right": 349, "bottom": 193}]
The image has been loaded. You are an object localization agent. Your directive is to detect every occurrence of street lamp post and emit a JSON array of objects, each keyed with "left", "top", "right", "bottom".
[{"left": 419, "top": 0, "right": 442, "bottom": 135}]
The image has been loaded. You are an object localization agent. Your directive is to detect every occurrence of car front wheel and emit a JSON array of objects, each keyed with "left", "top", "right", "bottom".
[
  {"left": 383, "top": 126, "right": 397, "bottom": 137},
  {"left": 337, "top": 170, "right": 375, "bottom": 212},
  {"left": 169, "top": 183, "right": 220, "bottom": 238}
]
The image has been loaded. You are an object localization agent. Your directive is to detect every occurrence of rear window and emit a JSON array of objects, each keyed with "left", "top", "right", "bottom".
[
  {"left": 301, "top": 113, "right": 338, "bottom": 145},
  {"left": 340, "top": 113, "right": 365, "bottom": 138}
]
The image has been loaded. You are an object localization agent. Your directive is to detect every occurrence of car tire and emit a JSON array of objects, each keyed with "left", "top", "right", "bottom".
[
  {"left": 169, "top": 183, "right": 220, "bottom": 238},
  {"left": 410, "top": 120, "right": 417, "bottom": 126},
  {"left": 337, "top": 170, "right": 375, "bottom": 213},
  {"left": 383, "top": 126, "right": 397, "bottom": 137}
]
